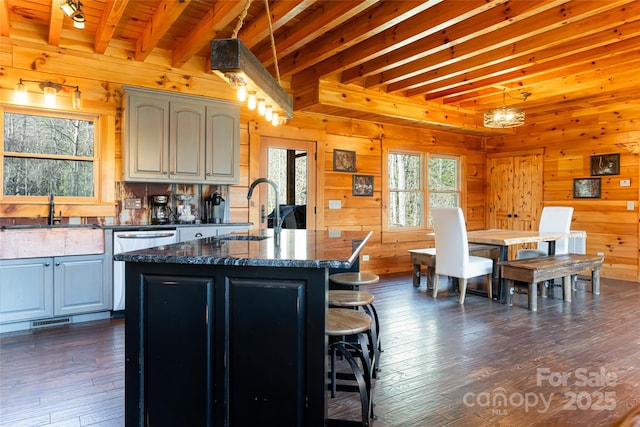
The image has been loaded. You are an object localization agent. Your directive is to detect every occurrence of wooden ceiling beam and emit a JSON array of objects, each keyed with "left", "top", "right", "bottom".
[
  {"left": 278, "top": 0, "right": 436, "bottom": 79},
  {"left": 134, "top": 0, "right": 190, "bottom": 62},
  {"left": 94, "top": 0, "right": 129, "bottom": 54},
  {"left": 254, "top": 0, "right": 375, "bottom": 67},
  {"left": 47, "top": 0, "right": 64, "bottom": 46},
  {"left": 368, "top": 0, "right": 635, "bottom": 91},
  {"left": 418, "top": 17, "right": 640, "bottom": 102},
  {"left": 0, "top": 0, "right": 9, "bottom": 37},
  {"left": 340, "top": 0, "right": 527, "bottom": 85},
  {"left": 172, "top": 1, "right": 247, "bottom": 69},
  {"left": 239, "top": 0, "right": 316, "bottom": 49},
  {"left": 401, "top": 2, "right": 640, "bottom": 97},
  {"left": 461, "top": 50, "right": 640, "bottom": 121},
  {"left": 296, "top": 78, "right": 501, "bottom": 135}
]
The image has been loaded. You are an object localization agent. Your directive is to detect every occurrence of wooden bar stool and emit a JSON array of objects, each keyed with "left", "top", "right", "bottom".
[
  {"left": 326, "top": 308, "right": 374, "bottom": 427},
  {"left": 329, "top": 272, "right": 381, "bottom": 353},
  {"left": 328, "top": 290, "right": 380, "bottom": 376},
  {"left": 329, "top": 272, "right": 380, "bottom": 291}
]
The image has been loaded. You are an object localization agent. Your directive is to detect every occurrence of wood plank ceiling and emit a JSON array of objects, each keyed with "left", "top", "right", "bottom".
[{"left": 4, "top": 0, "right": 640, "bottom": 135}]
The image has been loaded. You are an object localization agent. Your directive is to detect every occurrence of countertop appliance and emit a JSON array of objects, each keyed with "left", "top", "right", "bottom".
[
  {"left": 150, "top": 195, "right": 171, "bottom": 225},
  {"left": 175, "top": 194, "right": 195, "bottom": 223},
  {"left": 204, "top": 192, "right": 225, "bottom": 223},
  {"left": 112, "top": 228, "right": 178, "bottom": 311}
]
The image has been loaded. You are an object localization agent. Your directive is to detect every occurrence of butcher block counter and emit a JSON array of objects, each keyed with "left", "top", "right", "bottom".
[{"left": 115, "top": 229, "right": 372, "bottom": 427}]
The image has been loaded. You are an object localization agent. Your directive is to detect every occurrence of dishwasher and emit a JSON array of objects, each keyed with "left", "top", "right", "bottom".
[{"left": 113, "top": 229, "right": 178, "bottom": 311}]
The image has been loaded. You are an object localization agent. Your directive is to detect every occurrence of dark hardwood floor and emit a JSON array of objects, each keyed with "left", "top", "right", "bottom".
[{"left": 1, "top": 272, "right": 639, "bottom": 426}]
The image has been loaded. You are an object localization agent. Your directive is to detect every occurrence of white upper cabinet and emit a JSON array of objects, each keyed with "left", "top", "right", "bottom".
[
  {"left": 205, "top": 104, "right": 239, "bottom": 184},
  {"left": 124, "top": 87, "right": 240, "bottom": 184}
]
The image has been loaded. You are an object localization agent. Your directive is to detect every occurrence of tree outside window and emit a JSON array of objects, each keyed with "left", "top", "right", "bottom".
[
  {"left": 388, "top": 151, "right": 424, "bottom": 227},
  {"left": 429, "top": 155, "right": 459, "bottom": 209},
  {"left": 387, "top": 151, "right": 460, "bottom": 229},
  {"left": 3, "top": 110, "right": 96, "bottom": 198}
]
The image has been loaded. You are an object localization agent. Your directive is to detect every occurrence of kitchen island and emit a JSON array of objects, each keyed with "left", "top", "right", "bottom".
[{"left": 114, "top": 229, "right": 372, "bottom": 427}]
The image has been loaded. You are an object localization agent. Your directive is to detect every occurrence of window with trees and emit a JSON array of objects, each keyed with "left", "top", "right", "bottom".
[
  {"left": 429, "top": 155, "right": 459, "bottom": 209},
  {"left": 2, "top": 109, "right": 97, "bottom": 198},
  {"left": 387, "top": 150, "right": 460, "bottom": 229}
]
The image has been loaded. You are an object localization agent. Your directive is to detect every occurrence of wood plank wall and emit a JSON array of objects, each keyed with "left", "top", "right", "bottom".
[
  {"left": 2, "top": 39, "right": 637, "bottom": 281},
  {"left": 486, "top": 109, "right": 640, "bottom": 281}
]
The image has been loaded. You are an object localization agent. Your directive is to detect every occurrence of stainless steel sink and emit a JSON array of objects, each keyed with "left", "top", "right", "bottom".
[{"left": 216, "top": 235, "right": 271, "bottom": 241}]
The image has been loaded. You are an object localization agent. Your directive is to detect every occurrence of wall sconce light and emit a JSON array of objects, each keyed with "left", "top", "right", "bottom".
[
  {"left": 211, "top": 38, "right": 293, "bottom": 127},
  {"left": 14, "top": 79, "right": 82, "bottom": 110},
  {"left": 483, "top": 89, "right": 531, "bottom": 128},
  {"left": 60, "top": 0, "right": 86, "bottom": 30}
]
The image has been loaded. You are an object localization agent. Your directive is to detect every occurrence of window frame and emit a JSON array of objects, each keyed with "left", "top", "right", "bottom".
[
  {"left": 0, "top": 105, "right": 116, "bottom": 220},
  {"left": 383, "top": 148, "right": 462, "bottom": 232},
  {"left": 2, "top": 106, "right": 100, "bottom": 202},
  {"left": 427, "top": 153, "right": 462, "bottom": 222},
  {"left": 385, "top": 149, "right": 426, "bottom": 231}
]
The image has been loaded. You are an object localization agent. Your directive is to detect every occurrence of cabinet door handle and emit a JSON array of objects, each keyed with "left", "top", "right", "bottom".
[
  {"left": 507, "top": 214, "right": 512, "bottom": 218},
  {"left": 55, "top": 262, "right": 61, "bottom": 266},
  {"left": 513, "top": 214, "right": 518, "bottom": 218},
  {"left": 195, "top": 233, "right": 203, "bottom": 238},
  {"left": 162, "top": 281, "right": 179, "bottom": 286},
  {"left": 45, "top": 262, "right": 51, "bottom": 267}
]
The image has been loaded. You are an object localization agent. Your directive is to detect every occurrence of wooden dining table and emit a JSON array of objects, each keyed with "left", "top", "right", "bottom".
[{"left": 466, "top": 229, "right": 587, "bottom": 302}]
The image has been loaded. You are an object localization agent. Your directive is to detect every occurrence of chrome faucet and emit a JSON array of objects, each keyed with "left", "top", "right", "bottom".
[{"left": 247, "top": 178, "right": 282, "bottom": 246}]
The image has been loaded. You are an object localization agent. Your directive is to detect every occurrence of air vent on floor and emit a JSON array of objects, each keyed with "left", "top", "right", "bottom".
[{"left": 31, "top": 317, "right": 71, "bottom": 329}]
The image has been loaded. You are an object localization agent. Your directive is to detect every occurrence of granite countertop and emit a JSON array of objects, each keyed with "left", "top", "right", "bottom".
[
  {"left": 114, "top": 229, "right": 373, "bottom": 269},
  {"left": 105, "top": 222, "right": 252, "bottom": 230}
]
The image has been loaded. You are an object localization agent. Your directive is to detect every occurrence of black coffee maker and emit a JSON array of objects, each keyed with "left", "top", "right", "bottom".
[
  {"left": 203, "top": 192, "right": 225, "bottom": 223},
  {"left": 150, "top": 195, "right": 171, "bottom": 224}
]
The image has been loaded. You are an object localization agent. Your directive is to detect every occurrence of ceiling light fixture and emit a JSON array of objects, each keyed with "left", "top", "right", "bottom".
[
  {"left": 483, "top": 89, "right": 531, "bottom": 128},
  {"left": 14, "top": 79, "right": 82, "bottom": 110},
  {"left": 210, "top": 0, "right": 292, "bottom": 126},
  {"left": 60, "top": 0, "right": 86, "bottom": 30}
]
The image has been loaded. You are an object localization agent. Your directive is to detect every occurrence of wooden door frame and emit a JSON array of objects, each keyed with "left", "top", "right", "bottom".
[
  {"left": 486, "top": 148, "right": 543, "bottom": 229},
  {"left": 248, "top": 121, "right": 319, "bottom": 230}
]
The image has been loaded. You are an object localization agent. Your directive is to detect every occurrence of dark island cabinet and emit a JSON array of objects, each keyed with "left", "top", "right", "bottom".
[
  {"left": 125, "top": 273, "right": 217, "bottom": 426},
  {"left": 124, "top": 263, "right": 328, "bottom": 427}
]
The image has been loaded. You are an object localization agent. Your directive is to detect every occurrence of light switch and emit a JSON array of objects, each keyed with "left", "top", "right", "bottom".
[
  {"left": 328, "top": 200, "right": 341, "bottom": 209},
  {"left": 620, "top": 179, "right": 631, "bottom": 187},
  {"left": 627, "top": 201, "right": 634, "bottom": 211}
]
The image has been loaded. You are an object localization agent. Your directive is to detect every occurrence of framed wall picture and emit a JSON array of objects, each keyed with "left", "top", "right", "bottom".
[
  {"left": 590, "top": 153, "right": 620, "bottom": 176},
  {"left": 353, "top": 175, "right": 374, "bottom": 196},
  {"left": 333, "top": 149, "right": 356, "bottom": 172},
  {"left": 573, "top": 178, "right": 601, "bottom": 198}
]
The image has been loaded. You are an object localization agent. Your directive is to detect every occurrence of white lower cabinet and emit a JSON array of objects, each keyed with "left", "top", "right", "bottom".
[
  {"left": 0, "top": 253, "right": 111, "bottom": 324},
  {"left": 177, "top": 224, "right": 250, "bottom": 243},
  {"left": 53, "top": 254, "right": 111, "bottom": 316},
  {"left": 0, "top": 258, "right": 54, "bottom": 323},
  {"left": 178, "top": 226, "right": 220, "bottom": 243}
]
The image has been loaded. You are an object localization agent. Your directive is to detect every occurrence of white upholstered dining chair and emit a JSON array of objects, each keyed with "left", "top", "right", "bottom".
[
  {"left": 431, "top": 207, "right": 494, "bottom": 304},
  {"left": 518, "top": 206, "right": 574, "bottom": 259}
]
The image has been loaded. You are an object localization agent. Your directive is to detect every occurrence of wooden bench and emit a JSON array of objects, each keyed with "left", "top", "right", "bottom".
[
  {"left": 501, "top": 253, "right": 604, "bottom": 311},
  {"left": 408, "top": 244, "right": 500, "bottom": 290}
]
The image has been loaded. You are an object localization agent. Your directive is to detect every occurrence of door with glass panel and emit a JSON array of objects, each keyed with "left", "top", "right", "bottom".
[{"left": 259, "top": 137, "right": 316, "bottom": 230}]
